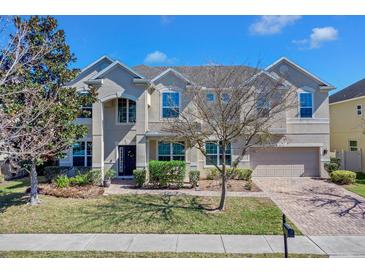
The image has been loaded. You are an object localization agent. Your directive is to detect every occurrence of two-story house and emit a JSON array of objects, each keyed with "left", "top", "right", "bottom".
[
  {"left": 59, "top": 56, "right": 334, "bottom": 178},
  {"left": 330, "top": 78, "right": 365, "bottom": 172}
]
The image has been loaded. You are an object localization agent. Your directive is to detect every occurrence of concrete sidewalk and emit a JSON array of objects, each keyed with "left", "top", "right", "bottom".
[{"left": 2, "top": 234, "right": 365, "bottom": 257}]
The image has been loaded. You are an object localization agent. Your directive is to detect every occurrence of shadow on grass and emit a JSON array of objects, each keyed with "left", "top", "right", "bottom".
[
  {"left": 0, "top": 192, "right": 28, "bottom": 213},
  {"left": 76, "top": 194, "right": 213, "bottom": 230},
  {"left": 0, "top": 180, "right": 30, "bottom": 213}
]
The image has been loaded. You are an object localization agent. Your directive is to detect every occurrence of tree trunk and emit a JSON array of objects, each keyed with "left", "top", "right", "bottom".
[
  {"left": 218, "top": 174, "right": 227, "bottom": 210},
  {"left": 30, "top": 162, "right": 39, "bottom": 205}
]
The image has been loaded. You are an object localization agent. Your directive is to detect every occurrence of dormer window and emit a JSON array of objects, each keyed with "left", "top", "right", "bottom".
[
  {"left": 162, "top": 91, "right": 180, "bottom": 118},
  {"left": 299, "top": 92, "right": 313, "bottom": 118}
]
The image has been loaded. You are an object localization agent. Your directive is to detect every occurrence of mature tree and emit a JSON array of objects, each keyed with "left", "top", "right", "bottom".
[
  {"left": 0, "top": 16, "right": 96, "bottom": 205},
  {"left": 163, "top": 66, "right": 296, "bottom": 211}
]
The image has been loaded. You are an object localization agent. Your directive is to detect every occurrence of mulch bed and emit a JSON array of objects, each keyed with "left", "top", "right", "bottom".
[
  {"left": 26, "top": 184, "right": 104, "bottom": 199},
  {"left": 197, "top": 180, "right": 261, "bottom": 192}
]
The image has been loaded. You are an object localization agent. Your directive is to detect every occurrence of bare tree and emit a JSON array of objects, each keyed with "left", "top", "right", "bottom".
[{"left": 163, "top": 65, "right": 296, "bottom": 211}]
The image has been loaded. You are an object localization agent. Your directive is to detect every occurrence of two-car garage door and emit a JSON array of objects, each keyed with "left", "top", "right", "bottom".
[{"left": 251, "top": 147, "right": 319, "bottom": 177}]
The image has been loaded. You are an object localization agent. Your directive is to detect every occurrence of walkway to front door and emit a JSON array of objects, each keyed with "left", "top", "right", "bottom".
[{"left": 118, "top": 145, "right": 136, "bottom": 177}]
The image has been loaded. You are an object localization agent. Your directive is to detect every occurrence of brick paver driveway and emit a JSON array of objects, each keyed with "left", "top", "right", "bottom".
[{"left": 254, "top": 178, "right": 365, "bottom": 235}]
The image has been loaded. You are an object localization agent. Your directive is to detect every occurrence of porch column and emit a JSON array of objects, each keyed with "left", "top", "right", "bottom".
[
  {"left": 136, "top": 90, "right": 148, "bottom": 169},
  {"left": 190, "top": 146, "right": 198, "bottom": 170},
  {"left": 92, "top": 101, "right": 104, "bottom": 176}
]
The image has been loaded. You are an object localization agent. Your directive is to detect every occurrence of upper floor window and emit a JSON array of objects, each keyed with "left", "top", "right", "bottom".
[
  {"left": 206, "top": 93, "right": 215, "bottom": 103},
  {"left": 349, "top": 140, "right": 358, "bottom": 151},
  {"left": 221, "top": 93, "right": 230, "bottom": 103},
  {"left": 158, "top": 142, "right": 185, "bottom": 161},
  {"left": 79, "top": 104, "right": 92, "bottom": 118},
  {"left": 299, "top": 92, "right": 313, "bottom": 118},
  {"left": 357, "top": 105, "right": 363, "bottom": 116},
  {"left": 205, "top": 142, "right": 231, "bottom": 166},
  {"left": 78, "top": 91, "right": 92, "bottom": 118},
  {"left": 162, "top": 91, "right": 180, "bottom": 118},
  {"left": 72, "top": 141, "right": 92, "bottom": 167},
  {"left": 256, "top": 96, "right": 270, "bottom": 117},
  {"left": 118, "top": 98, "right": 136, "bottom": 123}
]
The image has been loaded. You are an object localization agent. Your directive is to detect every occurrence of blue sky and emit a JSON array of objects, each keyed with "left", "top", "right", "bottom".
[{"left": 56, "top": 16, "right": 365, "bottom": 93}]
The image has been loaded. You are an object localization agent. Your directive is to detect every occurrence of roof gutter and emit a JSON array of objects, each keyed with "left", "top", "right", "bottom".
[{"left": 329, "top": 94, "right": 365, "bottom": 105}]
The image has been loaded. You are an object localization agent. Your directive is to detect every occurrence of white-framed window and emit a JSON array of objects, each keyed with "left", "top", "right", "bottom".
[
  {"left": 117, "top": 98, "right": 136, "bottom": 123},
  {"left": 205, "top": 142, "right": 232, "bottom": 166},
  {"left": 256, "top": 96, "right": 270, "bottom": 117},
  {"left": 157, "top": 142, "right": 185, "bottom": 161},
  {"left": 357, "top": 105, "right": 363, "bottom": 116},
  {"left": 162, "top": 91, "right": 180, "bottom": 118},
  {"left": 72, "top": 141, "right": 92, "bottom": 167},
  {"left": 299, "top": 92, "right": 313, "bottom": 118},
  {"left": 221, "top": 93, "right": 230, "bottom": 103},
  {"left": 78, "top": 91, "right": 92, "bottom": 118},
  {"left": 206, "top": 93, "right": 215, "bottom": 103},
  {"left": 79, "top": 104, "right": 92, "bottom": 118},
  {"left": 349, "top": 140, "right": 358, "bottom": 151}
]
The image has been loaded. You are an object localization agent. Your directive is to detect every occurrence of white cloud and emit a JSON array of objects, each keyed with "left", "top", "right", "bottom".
[
  {"left": 310, "top": 27, "right": 338, "bottom": 48},
  {"left": 292, "top": 26, "right": 339, "bottom": 49},
  {"left": 249, "top": 16, "right": 301, "bottom": 35},
  {"left": 144, "top": 50, "right": 177, "bottom": 64}
]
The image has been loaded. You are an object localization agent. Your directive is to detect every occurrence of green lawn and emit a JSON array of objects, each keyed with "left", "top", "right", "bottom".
[
  {"left": 344, "top": 179, "right": 365, "bottom": 198},
  {"left": 0, "top": 251, "right": 326, "bottom": 258},
  {"left": 0, "top": 178, "right": 300, "bottom": 235}
]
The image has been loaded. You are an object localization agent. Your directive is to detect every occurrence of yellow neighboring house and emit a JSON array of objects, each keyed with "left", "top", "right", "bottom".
[{"left": 329, "top": 78, "right": 365, "bottom": 172}]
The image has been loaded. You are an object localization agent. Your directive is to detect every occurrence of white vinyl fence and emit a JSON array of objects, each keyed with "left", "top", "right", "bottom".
[{"left": 335, "top": 150, "right": 362, "bottom": 172}]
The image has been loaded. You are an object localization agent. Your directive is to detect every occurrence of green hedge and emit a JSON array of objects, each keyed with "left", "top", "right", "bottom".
[
  {"left": 133, "top": 168, "right": 147, "bottom": 188},
  {"left": 149, "top": 160, "right": 186, "bottom": 188},
  {"left": 189, "top": 170, "right": 200, "bottom": 187},
  {"left": 324, "top": 157, "right": 341, "bottom": 174},
  {"left": 206, "top": 167, "right": 253, "bottom": 181},
  {"left": 330, "top": 170, "right": 356, "bottom": 185},
  {"left": 53, "top": 169, "right": 102, "bottom": 188}
]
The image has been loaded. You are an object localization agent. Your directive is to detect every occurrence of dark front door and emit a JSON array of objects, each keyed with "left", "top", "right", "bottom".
[{"left": 118, "top": 145, "right": 136, "bottom": 176}]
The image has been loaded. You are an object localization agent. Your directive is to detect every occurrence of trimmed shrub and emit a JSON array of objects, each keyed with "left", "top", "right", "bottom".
[
  {"left": 226, "top": 168, "right": 237, "bottom": 179},
  {"left": 330, "top": 170, "right": 356, "bottom": 185},
  {"left": 189, "top": 170, "right": 200, "bottom": 187},
  {"left": 44, "top": 166, "right": 71, "bottom": 181},
  {"left": 149, "top": 160, "right": 186, "bottom": 188},
  {"left": 133, "top": 168, "right": 147, "bottom": 188},
  {"left": 237, "top": 168, "right": 253, "bottom": 181},
  {"left": 104, "top": 169, "right": 117, "bottom": 181},
  {"left": 86, "top": 169, "right": 103, "bottom": 185},
  {"left": 206, "top": 168, "right": 219, "bottom": 180},
  {"left": 244, "top": 180, "right": 253, "bottom": 191},
  {"left": 54, "top": 175, "right": 71, "bottom": 188},
  {"left": 71, "top": 173, "right": 89, "bottom": 186},
  {"left": 324, "top": 157, "right": 341, "bottom": 174}
]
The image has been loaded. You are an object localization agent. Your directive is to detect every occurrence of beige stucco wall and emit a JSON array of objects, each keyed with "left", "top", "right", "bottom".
[
  {"left": 330, "top": 97, "right": 365, "bottom": 171},
  {"left": 63, "top": 57, "right": 331, "bottom": 178}
]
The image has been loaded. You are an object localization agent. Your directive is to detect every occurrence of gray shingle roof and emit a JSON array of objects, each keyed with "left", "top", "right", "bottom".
[
  {"left": 329, "top": 78, "right": 365, "bottom": 104},
  {"left": 132, "top": 65, "right": 258, "bottom": 88}
]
